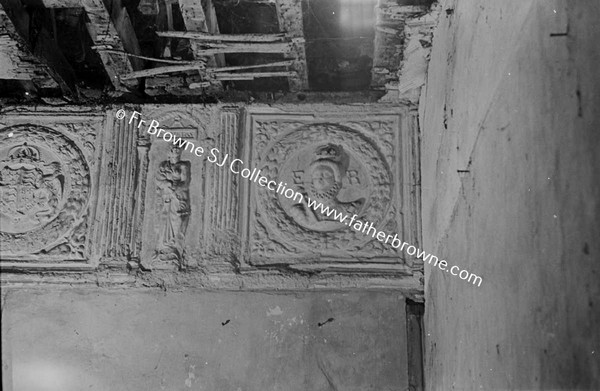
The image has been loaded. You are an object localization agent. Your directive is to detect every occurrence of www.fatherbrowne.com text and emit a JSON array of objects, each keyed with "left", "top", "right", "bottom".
[{"left": 124, "top": 109, "right": 482, "bottom": 287}]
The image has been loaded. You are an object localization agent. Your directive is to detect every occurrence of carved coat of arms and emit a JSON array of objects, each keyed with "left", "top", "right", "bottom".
[{"left": 0, "top": 143, "right": 64, "bottom": 233}]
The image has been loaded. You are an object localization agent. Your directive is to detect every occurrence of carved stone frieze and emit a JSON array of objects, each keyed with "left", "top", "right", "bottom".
[{"left": 0, "top": 105, "right": 423, "bottom": 292}]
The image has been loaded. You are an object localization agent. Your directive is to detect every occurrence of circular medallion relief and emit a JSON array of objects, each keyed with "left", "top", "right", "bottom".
[
  {"left": 256, "top": 123, "right": 393, "bottom": 252},
  {"left": 0, "top": 125, "right": 90, "bottom": 254},
  {"left": 278, "top": 143, "right": 371, "bottom": 232}
]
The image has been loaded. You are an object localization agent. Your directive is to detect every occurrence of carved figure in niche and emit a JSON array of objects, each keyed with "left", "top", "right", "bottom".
[
  {"left": 153, "top": 146, "right": 191, "bottom": 267},
  {"left": 289, "top": 144, "right": 366, "bottom": 229},
  {"left": 0, "top": 143, "right": 64, "bottom": 233}
]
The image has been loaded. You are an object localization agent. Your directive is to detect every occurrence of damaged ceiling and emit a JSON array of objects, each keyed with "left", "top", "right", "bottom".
[{"left": 0, "top": 0, "right": 438, "bottom": 104}]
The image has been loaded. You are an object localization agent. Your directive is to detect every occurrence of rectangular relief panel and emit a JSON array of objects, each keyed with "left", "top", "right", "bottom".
[
  {"left": 138, "top": 105, "right": 241, "bottom": 272},
  {"left": 0, "top": 108, "right": 105, "bottom": 271},
  {"left": 240, "top": 106, "right": 421, "bottom": 275}
]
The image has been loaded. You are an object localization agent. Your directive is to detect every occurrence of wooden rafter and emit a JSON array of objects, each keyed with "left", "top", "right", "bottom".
[
  {"left": 214, "top": 71, "right": 296, "bottom": 80},
  {"left": 147, "top": 0, "right": 307, "bottom": 92},
  {"left": 211, "top": 60, "right": 293, "bottom": 72},
  {"left": 156, "top": 31, "right": 286, "bottom": 42},
  {"left": 177, "top": 0, "right": 222, "bottom": 73},
  {"left": 82, "top": 0, "right": 142, "bottom": 89},
  {"left": 121, "top": 64, "right": 206, "bottom": 80},
  {"left": 162, "top": 41, "right": 292, "bottom": 55},
  {"left": 203, "top": 0, "right": 225, "bottom": 66},
  {"left": 92, "top": 47, "right": 199, "bottom": 64},
  {"left": 120, "top": 59, "right": 293, "bottom": 80},
  {"left": 155, "top": 31, "right": 292, "bottom": 55}
]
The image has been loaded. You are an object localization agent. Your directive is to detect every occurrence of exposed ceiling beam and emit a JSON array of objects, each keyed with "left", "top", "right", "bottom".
[
  {"left": 177, "top": 0, "right": 223, "bottom": 79},
  {"left": 92, "top": 47, "right": 195, "bottom": 64},
  {"left": 213, "top": 71, "right": 296, "bottom": 80},
  {"left": 210, "top": 60, "right": 293, "bottom": 72},
  {"left": 120, "top": 59, "right": 293, "bottom": 80},
  {"left": 203, "top": 0, "right": 225, "bottom": 66},
  {"left": 154, "top": 41, "right": 292, "bottom": 55},
  {"left": 275, "top": 0, "right": 308, "bottom": 91},
  {"left": 0, "top": 7, "right": 57, "bottom": 89},
  {"left": 82, "top": 0, "right": 142, "bottom": 89},
  {"left": 156, "top": 31, "right": 286, "bottom": 42},
  {"left": 0, "top": 0, "right": 79, "bottom": 99},
  {"left": 121, "top": 64, "right": 206, "bottom": 80}
]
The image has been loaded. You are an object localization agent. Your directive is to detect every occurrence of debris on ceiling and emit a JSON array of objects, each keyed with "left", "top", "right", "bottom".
[{"left": 0, "top": 0, "right": 438, "bottom": 103}]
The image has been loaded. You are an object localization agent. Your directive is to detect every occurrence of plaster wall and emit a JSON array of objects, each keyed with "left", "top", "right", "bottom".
[
  {"left": 1, "top": 289, "right": 407, "bottom": 391},
  {"left": 421, "top": 0, "right": 600, "bottom": 389}
]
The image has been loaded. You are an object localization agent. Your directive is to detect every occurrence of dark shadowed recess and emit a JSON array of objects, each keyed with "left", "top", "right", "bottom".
[{"left": 213, "top": 0, "right": 287, "bottom": 92}]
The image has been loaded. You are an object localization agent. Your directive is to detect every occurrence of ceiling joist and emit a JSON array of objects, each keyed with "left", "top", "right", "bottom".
[{"left": 156, "top": 31, "right": 286, "bottom": 42}]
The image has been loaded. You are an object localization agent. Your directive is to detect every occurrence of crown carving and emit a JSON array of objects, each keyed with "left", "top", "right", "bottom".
[
  {"left": 315, "top": 144, "right": 342, "bottom": 162},
  {"left": 8, "top": 143, "right": 40, "bottom": 163}
]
